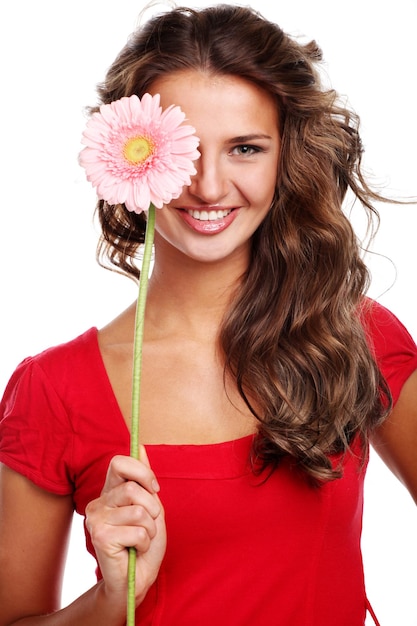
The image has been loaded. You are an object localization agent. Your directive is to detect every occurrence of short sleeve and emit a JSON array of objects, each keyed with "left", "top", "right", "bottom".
[
  {"left": 362, "top": 299, "right": 417, "bottom": 404},
  {"left": 0, "top": 357, "right": 74, "bottom": 495}
]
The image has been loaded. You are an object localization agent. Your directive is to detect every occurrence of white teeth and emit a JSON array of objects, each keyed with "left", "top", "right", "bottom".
[{"left": 187, "top": 209, "right": 232, "bottom": 221}]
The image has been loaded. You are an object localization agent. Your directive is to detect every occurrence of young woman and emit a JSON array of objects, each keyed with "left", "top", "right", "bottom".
[{"left": 1, "top": 4, "right": 416, "bottom": 625}]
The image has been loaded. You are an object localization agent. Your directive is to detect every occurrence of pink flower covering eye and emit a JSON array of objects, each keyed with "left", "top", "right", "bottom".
[
  {"left": 79, "top": 93, "right": 200, "bottom": 626},
  {"left": 79, "top": 93, "right": 200, "bottom": 213}
]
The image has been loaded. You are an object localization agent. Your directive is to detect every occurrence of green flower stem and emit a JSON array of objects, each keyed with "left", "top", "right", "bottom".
[{"left": 127, "top": 203, "right": 156, "bottom": 626}]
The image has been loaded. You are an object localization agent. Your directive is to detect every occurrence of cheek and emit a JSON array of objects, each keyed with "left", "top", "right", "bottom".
[
  {"left": 245, "top": 171, "right": 276, "bottom": 213},
  {"left": 153, "top": 207, "right": 190, "bottom": 251},
  {"left": 264, "top": 161, "right": 279, "bottom": 197},
  {"left": 154, "top": 208, "right": 174, "bottom": 238},
  {"left": 242, "top": 158, "right": 277, "bottom": 202}
]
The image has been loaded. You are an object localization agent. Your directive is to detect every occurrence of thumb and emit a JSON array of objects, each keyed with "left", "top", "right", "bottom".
[
  {"left": 139, "top": 445, "right": 161, "bottom": 495},
  {"left": 139, "top": 444, "right": 151, "bottom": 467}
]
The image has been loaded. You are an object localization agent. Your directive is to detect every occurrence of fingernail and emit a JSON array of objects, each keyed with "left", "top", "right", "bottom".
[{"left": 152, "top": 479, "right": 160, "bottom": 493}]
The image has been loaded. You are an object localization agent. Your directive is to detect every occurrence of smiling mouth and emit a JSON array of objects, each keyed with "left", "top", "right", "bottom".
[{"left": 185, "top": 209, "right": 232, "bottom": 221}]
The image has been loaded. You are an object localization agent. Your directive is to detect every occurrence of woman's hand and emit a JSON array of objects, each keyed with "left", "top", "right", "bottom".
[{"left": 85, "top": 447, "right": 166, "bottom": 610}]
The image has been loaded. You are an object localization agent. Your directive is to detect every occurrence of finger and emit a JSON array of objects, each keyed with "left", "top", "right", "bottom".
[
  {"left": 139, "top": 446, "right": 161, "bottom": 493},
  {"left": 91, "top": 519, "right": 156, "bottom": 558},
  {"left": 139, "top": 445, "right": 151, "bottom": 468},
  {"left": 104, "top": 481, "right": 162, "bottom": 519},
  {"left": 102, "top": 454, "right": 160, "bottom": 495},
  {"left": 102, "top": 504, "right": 159, "bottom": 539}
]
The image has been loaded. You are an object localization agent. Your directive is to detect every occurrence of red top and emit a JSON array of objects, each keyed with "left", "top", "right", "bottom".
[{"left": 1, "top": 299, "right": 417, "bottom": 625}]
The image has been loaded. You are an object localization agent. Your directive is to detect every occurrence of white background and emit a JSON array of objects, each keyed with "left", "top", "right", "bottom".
[{"left": 0, "top": 1, "right": 416, "bottom": 624}]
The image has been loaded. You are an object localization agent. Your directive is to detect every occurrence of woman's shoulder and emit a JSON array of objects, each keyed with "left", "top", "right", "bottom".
[
  {"left": 14, "top": 327, "right": 99, "bottom": 380},
  {"left": 1, "top": 328, "right": 101, "bottom": 411},
  {"left": 28, "top": 327, "right": 99, "bottom": 366},
  {"left": 361, "top": 297, "right": 417, "bottom": 403},
  {"left": 0, "top": 328, "right": 102, "bottom": 495},
  {"left": 360, "top": 297, "right": 416, "bottom": 354}
]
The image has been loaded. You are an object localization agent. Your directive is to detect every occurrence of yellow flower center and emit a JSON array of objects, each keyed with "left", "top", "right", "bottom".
[{"left": 123, "top": 136, "right": 154, "bottom": 165}]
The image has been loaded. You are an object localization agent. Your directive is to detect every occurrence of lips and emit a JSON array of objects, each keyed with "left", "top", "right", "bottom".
[{"left": 178, "top": 207, "right": 238, "bottom": 234}]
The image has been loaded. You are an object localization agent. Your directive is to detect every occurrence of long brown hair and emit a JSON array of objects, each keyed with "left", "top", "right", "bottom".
[{"left": 93, "top": 4, "right": 391, "bottom": 482}]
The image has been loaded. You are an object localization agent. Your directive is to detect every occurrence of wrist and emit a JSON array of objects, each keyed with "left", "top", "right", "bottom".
[
  {"left": 94, "top": 578, "right": 151, "bottom": 622},
  {"left": 93, "top": 580, "right": 128, "bottom": 624}
]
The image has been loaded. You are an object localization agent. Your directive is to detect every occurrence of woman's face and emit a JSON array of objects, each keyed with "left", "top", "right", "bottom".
[{"left": 149, "top": 70, "right": 281, "bottom": 267}]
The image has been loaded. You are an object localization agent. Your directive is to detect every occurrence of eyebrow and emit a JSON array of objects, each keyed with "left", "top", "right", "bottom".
[{"left": 227, "top": 133, "right": 273, "bottom": 143}]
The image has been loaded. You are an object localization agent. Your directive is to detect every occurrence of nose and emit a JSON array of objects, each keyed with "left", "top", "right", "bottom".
[{"left": 188, "top": 151, "right": 228, "bottom": 204}]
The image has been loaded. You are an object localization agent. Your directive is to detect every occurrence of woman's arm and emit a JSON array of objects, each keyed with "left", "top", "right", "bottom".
[
  {"left": 371, "top": 369, "right": 417, "bottom": 504},
  {"left": 0, "top": 464, "right": 75, "bottom": 624},
  {"left": 0, "top": 448, "right": 166, "bottom": 625}
]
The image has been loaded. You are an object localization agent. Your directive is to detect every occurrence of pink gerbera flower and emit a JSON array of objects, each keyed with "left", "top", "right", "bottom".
[
  {"left": 79, "top": 93, "right": 199, "bottom": 626},
  {"left": 79, "top": 93, "right": 200, "bottom": 213}
]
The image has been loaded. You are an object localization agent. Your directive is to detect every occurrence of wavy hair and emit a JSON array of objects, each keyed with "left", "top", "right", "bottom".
[{"left": 93, "top": 3, "right": 391, "bottom": 482}]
